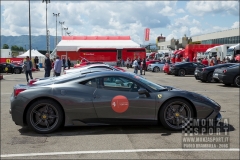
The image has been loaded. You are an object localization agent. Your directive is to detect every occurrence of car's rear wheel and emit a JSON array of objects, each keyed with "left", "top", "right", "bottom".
[
  {"left": 159, "top": 98, "right": 193, "bottom": 130},
  {"left": 14, "top": 68, "right": 21, "bottom": 74},
  {"left": 178, "top": 69, "right": 185, "bottom": 76},
  {"left": 207, "top": 72, "right": 213, "bottom": 83},
  {"left": 26, "top": 99, "right": 63, "bottom": 134},
  {"left": 233, "top": 75, "right": 240, "bottom": 87},
  {"left": 153, "top": 67, "right": 160, "bottom": 72}
]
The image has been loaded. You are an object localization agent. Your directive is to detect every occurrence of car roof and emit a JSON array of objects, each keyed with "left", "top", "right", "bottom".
[{"left": 83, "top": 71, "right": 134, "bottom": 79}]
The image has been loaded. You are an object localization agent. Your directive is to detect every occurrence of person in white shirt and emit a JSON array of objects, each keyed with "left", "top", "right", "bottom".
[{"left": 132, "top": 59, "right": 138, "bottom": 74}]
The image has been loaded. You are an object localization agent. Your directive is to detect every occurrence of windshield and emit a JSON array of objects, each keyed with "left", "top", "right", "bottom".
[
  {"left": 133, "top": 75, "right": 166, "bottom": 91},
  {"left": 204, "top": 52, "right": 209, "bottom": 56},
  {"left": 227, "top": 48, "right": 234, "bottom": 56}
]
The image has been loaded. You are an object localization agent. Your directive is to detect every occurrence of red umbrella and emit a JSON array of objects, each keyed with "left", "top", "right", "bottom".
[{"left": 235, "top": 54, "right": 240, "bottom": 61}]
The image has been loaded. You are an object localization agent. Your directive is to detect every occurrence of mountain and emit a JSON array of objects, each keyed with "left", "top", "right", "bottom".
[{"left": 1, "top": 35, "right": 61, "bottom": 51}]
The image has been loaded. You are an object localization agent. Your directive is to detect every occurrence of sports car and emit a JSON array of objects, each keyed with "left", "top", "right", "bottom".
[
  {"left": 0, "top": 62, "right": 23, "bottom": 74},
  {"left": 10, "top": 71, "right": 221, "bottom": 134},
  {"left": 64, "top": 64, "right": 125, "bottom": 74}
]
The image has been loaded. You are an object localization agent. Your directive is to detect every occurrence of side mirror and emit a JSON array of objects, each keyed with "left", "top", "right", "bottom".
[{"left": 138, "top": 88, "right": 150, "bottom": 97}]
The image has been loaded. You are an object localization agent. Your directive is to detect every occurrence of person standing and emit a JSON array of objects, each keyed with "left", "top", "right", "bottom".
[
  {"left": 137, "top": 58, "right": 142, "bottom": 75},
  {"left": 44, "top": 53, "right": 52, "bottom": 77},
  {"left": 67, "top": 57, "right": 71, "bottom": 69},
  {"left": 62, "top": 57, "right": 66, "bottom": 71},
  {"left": 54, "top": 56, "right": 62, "bottom": 77},
  {"left": 142, "top": 58, "right": 146, "bottom": 75},
  {"left": 133, "top": 58, "right": 138, "bottom": 74},
  {"left": 24, "top": 56, "right": 33, "bottom": 83}
]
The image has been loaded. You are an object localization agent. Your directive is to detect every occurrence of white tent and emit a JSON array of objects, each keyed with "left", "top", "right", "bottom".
[
  {"left": 17, "top": 49, "right": 45, "bottom": 58},
  {"left": 17, "top": 49, "right": 45, "bottom": 64}
]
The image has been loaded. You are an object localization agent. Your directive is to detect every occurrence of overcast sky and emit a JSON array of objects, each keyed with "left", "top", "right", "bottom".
[{"left": 1, "top": 0, "right": 239, "bottom": 44}]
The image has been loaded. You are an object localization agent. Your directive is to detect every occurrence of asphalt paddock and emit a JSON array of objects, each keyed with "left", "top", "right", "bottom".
[{"left": 0, "top": 68, "right": 239, "bottom": 159}]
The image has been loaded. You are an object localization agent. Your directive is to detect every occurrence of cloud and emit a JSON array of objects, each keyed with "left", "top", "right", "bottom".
[
  {"left": 186, "top": 1, "right": 239, "bottom": 16},
  {"left": 231, "top": 21, "right": 239, "bottom": 28},
  {"left": 177, "top": 9, "right": 185, "bottom": 13}
]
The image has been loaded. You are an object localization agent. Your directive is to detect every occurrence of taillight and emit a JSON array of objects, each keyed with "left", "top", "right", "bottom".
[
  {"left": 14, "top": 89, "right": 26, "bottom": 97},
  {"left": 223, "top": 69, "right": 227, "bottom": 73},
  {"left": 28, "top": 80, "right": 37, "bottom": 85}
]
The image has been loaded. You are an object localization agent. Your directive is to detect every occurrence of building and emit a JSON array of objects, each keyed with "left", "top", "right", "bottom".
[
  {"left": 156, "top": 27, "right": 240, "bottom": 51},
  {"left": 52, "top": 36, "right": 146, "bottom": 65}
]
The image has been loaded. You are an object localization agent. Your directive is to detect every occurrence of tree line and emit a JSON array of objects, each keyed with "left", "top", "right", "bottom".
[{"left": 2, "top": 44, "right": 24, "bottom": 51}]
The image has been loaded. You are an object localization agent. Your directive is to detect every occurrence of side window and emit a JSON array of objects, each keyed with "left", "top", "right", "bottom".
[
  {"left": 79, "top": 78, "right": 97, "bottom": 88},
  {"left": 99, "top": 76, "right": 141, "bottom": 92}
]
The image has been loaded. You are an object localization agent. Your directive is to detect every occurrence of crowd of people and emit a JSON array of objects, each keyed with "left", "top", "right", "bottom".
[
  {"left": 24, "top": 53, "right": 72, "bottom": 83},
  {"left": 44, "top": 53, "right": 72, "bottom": 77}
]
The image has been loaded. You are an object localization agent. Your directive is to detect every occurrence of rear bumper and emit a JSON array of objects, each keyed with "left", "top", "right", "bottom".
[
  {"left": 219, "top": 74, "right": 233, "bottom": 84},
  {"left": 10, "top": 95, "right": 26, "bottom": 126}
]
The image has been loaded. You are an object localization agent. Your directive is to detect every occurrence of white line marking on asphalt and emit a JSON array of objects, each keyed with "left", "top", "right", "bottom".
[{"left": 1, "top": 148, "right": 239, "bottom": 158}]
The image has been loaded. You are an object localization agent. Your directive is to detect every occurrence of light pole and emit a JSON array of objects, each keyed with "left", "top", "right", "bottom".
[
  {"left": 53, "top": 13, "right": 60, "bottom": 48},
  {"left": 59, "top": 21, "right": 64, "bottom": 36},
  {"left": 42, "top": 0, "right": 50, "bottom": 54},
  {"left": 63, "top": 27, "right": 68, "bottom": 36},
  {"left": 47, "top": 30, "right": 50, "bottom": 53},
  {"left": 29, "top": 0, "right": 32, "bottom": 59}
]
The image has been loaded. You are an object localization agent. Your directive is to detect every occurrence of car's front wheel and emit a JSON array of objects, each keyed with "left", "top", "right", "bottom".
[
  {"left": 178, "top": 69, "right": 185, "bottom": 76},
  {"left": 153, "top": 67, "right": 160, "bottom": 72},
  {"left": 26, "top": 99, "right": 64, "bottom": 134},
  {"left": 14, "top": 68, "right": 21, "bottom": 74},
  {"left": 159, "top": 98, "right": 193, "bottom": 130}
]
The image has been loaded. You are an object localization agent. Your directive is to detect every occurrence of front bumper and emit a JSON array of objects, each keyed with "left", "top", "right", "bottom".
[
  {"left": 212, "top": 72, "right": 219, "bottom": 80},
  {"left": 147, "top": 66, "right": 153, "bottom": 71}
]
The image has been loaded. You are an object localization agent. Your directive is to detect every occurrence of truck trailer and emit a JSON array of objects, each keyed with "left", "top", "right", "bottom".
[
  {"left": 226, "top": 43, "right": 240, "bottom": 60},
  {"left": 204, "top": 44, "right": 237, "bottom": 61}
]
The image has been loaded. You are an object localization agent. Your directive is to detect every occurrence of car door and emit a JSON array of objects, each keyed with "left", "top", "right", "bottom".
[
  {"left": 92, "top": 76, "right": 156, "bottom": 123},
  {"left": 188, "top": 63, "right": 196, "bottom": 74}
]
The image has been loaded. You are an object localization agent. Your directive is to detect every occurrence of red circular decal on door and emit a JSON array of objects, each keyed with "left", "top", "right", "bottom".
[{"left": 111, "top": 95, "right": 129, "bottom": 113}]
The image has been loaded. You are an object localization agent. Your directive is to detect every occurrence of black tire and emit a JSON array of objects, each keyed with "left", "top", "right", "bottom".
[
  {"left": 26, "top": 99, "right": 64, "bottom": 134},
  {"left": 178, "top": 69, "right": 185, "bottom": 76},
  {"left": 233, "top": 75, "right": 240, "bottom": 87},
  {"left": 223, "top": 83, "right": 231, "bottom": 86},
  {"left": 14, "top": 68, "right": 21, "bottom": 74},
  {"left": 200, "top": 79, "right": 206, "bottom": 82},
  {"left": 159, "top": 98, "right": 193, "bottom": 131},
  {"left": 153, "top": 67, "right": 160, "bottom": 72},
  {"left": 207, "top": 72, "right": 213, "bottom": 83}
]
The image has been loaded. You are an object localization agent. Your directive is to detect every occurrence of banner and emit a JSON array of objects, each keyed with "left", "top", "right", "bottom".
[
  {"left": 0, "top": 58, "right": 24, "bottom": 64},
  {"left": 144, "top": 28, "right": 150, "bottom": 41}
]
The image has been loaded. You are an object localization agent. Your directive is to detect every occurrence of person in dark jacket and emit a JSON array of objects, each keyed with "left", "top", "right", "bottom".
[
  {"left": 67, "top": 57, "right": 71, "bottom": 69},
  {"left": 34, "top": 56, "right": 39, "bottom": 70},
  {"left": 24, "top": 56, "right": 33, "bottom": 83},
  {"left": 62, "top": 57, "right": 66, "bottom": 71},
  {"left": 142, "top": 58, "right": 146, "bottom": 75},
  {"left": 44, "top": 53, "right": 52, "bottom": 77}
]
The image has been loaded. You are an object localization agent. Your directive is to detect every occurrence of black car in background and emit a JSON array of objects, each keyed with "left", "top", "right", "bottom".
[
  {"left": 198, "top": 63, "right": 236, "bottom": 83},
  {"left": 218, "top": 64, "right": 240, "bottom": 87},
  {"left": 171, "top": 62, "right": 206, "bottom": 76},
  {"left": 0, "top": 63, "right": 23, "bottom": 74}
]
